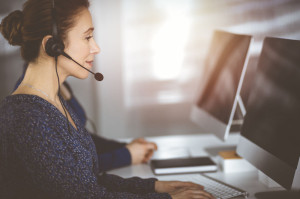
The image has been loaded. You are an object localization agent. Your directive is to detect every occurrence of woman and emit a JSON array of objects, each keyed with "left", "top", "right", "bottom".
[{"left": 0, "top": 0, "right": 214, "bottom": 198}]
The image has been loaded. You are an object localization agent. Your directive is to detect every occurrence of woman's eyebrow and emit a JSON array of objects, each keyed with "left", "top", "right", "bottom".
[{"left": 84, "top": 27, "right": 94, "bottom": 34}]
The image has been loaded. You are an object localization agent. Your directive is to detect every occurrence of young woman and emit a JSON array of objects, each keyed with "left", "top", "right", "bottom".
[{"left": 0, "top": 0, "right": 214, "bottom": 198}]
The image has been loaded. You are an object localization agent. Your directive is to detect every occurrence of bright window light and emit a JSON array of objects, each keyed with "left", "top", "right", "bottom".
[{"left": 151, "top": 4, "right": 191, "bottom": 81}]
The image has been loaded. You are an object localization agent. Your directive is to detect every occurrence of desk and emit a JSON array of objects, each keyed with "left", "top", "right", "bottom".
[{"left": 108, "top": 134, "right": 283, "bottom": 199}]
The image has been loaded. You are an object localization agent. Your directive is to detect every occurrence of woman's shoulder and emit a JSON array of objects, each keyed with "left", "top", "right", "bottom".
[
  {"left": 1, "top": 94, "right": 50, "bottom": 113},
  {"left": 0, "top": 94, "right": 56, "bottom": 127},
  {"left": 0, "top": 94, "right": 67, "bottom": 143},
  {"left": 2, "top": 93, "right": 46, "bottom": 103}
]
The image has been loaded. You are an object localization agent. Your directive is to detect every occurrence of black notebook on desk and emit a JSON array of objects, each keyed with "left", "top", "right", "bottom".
[{"left": 150, "top": 157, "right": 217, "bottom": 175}]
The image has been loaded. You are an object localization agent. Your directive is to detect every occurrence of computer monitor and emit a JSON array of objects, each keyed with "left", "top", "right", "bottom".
[
  {"left": 190, "top": 30, "right": 252, "bottom": 140},
  {"left": 236, "top": 37, "right": 300, "bottom": 191}
]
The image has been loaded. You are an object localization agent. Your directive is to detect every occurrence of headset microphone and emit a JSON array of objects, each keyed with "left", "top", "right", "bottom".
[{"left": 61, "top": 51, "right": 104, "bottom": 81}]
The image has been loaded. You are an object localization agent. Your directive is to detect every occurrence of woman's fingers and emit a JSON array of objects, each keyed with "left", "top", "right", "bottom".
[
  {"left": 188, "top": 189, "right": 215, "bottom": 199},
  {"left": 171, "top": 188, "right": 215, "bottom": 199},
  {"left": 173, "top": 181, "right": 205, "bottom": 190}
]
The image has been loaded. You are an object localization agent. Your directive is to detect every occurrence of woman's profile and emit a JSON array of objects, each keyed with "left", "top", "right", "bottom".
[{"left": 0, "top": 0, "right": 214, "bottom": 198}]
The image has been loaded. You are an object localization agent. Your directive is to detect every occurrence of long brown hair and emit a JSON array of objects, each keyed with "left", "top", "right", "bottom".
[{"left": 0, "top": 0, "right": 90, "bottom": 63}]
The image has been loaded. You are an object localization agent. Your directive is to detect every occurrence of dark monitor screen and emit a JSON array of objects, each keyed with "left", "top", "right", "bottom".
[
  {"left": 196, "top": 31, "right": 251, "bottom": 124},
  {"left": 237, "top": 37, "right": 300, "bottom": 190},
  {"left": 191, "top": 30, "right": 252, "bottom": 140}
]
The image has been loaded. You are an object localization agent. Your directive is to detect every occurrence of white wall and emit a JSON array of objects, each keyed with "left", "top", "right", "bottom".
[{"left": 90, "top": 0, "right": 127, "bottom": 138}]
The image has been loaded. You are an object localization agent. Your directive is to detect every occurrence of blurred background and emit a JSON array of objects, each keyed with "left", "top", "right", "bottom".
[{"left": 1, "top": 0, "right": 300, "bottom": 139}]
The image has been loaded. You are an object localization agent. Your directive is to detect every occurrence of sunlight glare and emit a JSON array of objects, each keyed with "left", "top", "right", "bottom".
[{"left": 151, "top": 12, "right": 191, "bottom": 81}]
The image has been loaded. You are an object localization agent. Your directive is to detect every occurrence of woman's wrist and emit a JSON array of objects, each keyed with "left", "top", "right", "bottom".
[{"left": 155, "top": 181, "right": 164, "bottom": 193}]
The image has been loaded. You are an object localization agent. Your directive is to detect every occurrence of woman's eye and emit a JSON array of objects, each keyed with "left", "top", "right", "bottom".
[{"left": 86, "top": 35, "right": 93, "bottom": 41}]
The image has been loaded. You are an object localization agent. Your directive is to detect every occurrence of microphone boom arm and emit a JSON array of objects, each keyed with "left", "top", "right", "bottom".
[{"left": 61, "top": 51, "right": 103, "bottom": 81}]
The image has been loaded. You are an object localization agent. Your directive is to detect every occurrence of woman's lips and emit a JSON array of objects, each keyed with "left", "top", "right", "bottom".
[{"left": 86, "top": 60, "right": 93, "bottom": 67}]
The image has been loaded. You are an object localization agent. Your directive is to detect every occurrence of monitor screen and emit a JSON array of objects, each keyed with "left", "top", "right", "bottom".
[
  {"left": 237, "top": 37, "right": 300, "bottom": 190},
  {"left": 191, "top": 30, "right": 252, "bottom": 140}
]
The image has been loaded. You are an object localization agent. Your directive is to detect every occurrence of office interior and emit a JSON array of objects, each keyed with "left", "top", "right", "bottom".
[
  {"left": 1, "top": 0, "right": 300, "bottom": 198},
  {"left": 0, "top": 0, "right": 299, "bottom": 138}
]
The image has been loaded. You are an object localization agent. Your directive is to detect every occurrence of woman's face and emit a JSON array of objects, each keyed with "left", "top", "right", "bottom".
[{"left": 58, "top": 8, "right": 100, "bottom": 79}]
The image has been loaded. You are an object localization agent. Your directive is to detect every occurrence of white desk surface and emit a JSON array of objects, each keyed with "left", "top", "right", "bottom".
[{"left": 108, "top": 134, "right": 283, "bottom": 199}]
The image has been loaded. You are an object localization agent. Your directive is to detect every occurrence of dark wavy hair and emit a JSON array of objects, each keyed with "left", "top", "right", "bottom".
[{"left": 0, "top": 0, "right": 90, "bottom": 63}]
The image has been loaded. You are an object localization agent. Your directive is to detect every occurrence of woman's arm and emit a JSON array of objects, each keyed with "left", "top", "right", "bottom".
[
  {"left": 91, "top": 134, "right": 127, "bottom": 153},
  {"left": 98, "top": 147, "right": 131, "bottom": 171}
]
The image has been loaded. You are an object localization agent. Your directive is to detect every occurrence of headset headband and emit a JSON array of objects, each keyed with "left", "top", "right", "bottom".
[{"left": 51, "top": 0, "right": 58, "bottom": 39}]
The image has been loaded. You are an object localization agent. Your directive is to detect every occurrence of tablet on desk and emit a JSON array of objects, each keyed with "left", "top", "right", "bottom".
[{"left": 150, "top": 157, "right": 217, "bottom": 175}]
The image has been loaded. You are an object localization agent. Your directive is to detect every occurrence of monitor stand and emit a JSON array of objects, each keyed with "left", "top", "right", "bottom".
[
  {"left": 219, "top": 96, "right": 256, "bottom": 173},
  {"left": 229, "top": 95, "right": 245, "bottom": 133}
]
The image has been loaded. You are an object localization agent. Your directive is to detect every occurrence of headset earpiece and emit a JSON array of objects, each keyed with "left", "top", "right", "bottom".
[{"left": 45, "top": 37, "right": 65, "bottom": 57}]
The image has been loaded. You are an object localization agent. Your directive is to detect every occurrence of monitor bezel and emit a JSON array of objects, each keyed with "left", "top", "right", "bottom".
[{"left": 237, "top": 136, "right": 300, "bottom": 190}]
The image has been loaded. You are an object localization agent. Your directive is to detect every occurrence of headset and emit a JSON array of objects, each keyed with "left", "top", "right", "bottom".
[{"left": 45, "top": 0, "right": 104, "bottom": 81}]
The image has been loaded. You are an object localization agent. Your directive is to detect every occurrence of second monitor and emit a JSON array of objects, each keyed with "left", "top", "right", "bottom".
[
  {"left": 237, "top": 37, "right": 300, "bottom": 193},
  {"left": 191, "top": 30, "right": 252, "bottom": 140}
]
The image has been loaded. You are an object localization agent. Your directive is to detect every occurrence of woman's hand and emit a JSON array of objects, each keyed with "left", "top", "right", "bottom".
[
  {"left": 126, "top": 138, "right": 158, "bottom": 164},
  {"left": 155, "top": 181, "right": 215, "bottom": 199}
]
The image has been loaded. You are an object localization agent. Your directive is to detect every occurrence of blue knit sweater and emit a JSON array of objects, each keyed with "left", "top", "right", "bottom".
[
  {"left": 15, "top": 73, "right": 132, "bottom": 172},
  {"left": 0, "top": 94, "right": 171, "bottom": 199}
]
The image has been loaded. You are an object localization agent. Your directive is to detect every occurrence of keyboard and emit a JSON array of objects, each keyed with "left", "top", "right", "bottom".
[{"left": 157, "top": 173, "right": 248, "bottom": 199}]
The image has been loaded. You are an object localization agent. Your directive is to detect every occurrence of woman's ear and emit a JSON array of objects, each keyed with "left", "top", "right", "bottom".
[
  {"left": 41, "top": 35, "right": 65, "bottom": 57},
  {"left": 42, "top": 35, "right": 53, "bottom": 54}
]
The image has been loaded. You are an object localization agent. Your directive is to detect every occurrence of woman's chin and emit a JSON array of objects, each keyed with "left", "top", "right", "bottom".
[{"left": 72, "top": 73, "right": 90, "bottom": 80}]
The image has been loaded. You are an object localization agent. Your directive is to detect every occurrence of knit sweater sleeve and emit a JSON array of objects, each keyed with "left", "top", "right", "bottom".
[
  {"left": 98, "top": 147, "right": 132, "bottom": 171},
  {"left": 91, "top": 134, "right": 127, "bottom": 153}
]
